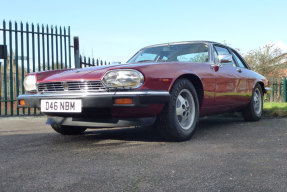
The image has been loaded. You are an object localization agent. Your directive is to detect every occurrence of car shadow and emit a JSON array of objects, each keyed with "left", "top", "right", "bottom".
[
  {"left": 80, "top": 115, "right": 245, "bottom": 142},
  {"left": 0, "top": 115, "right": 247, "bottom": 150},
  {"left": 83, "top": 126, "right": 162, "bottom": 142}
]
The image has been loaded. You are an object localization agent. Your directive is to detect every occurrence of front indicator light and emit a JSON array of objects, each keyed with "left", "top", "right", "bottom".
[
  {"left": 161, "top": 78, "right": 171, "bottom": 83},
  {"left": 114, "top": 98, "right": 134, "bottom": 105},
  {"left": 19, "top": 100, "right": 26, "bottom": 106}
]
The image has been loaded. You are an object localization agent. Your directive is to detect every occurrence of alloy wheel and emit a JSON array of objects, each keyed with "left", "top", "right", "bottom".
[
  {"left": 253, "top": 88, "right": 262, "bottom": 116},
  {"left": 176, "top": 89, "right": 195, "bottom": 130}
]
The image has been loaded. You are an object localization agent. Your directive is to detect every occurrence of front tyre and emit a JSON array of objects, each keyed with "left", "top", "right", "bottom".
[
  {"left": 156, "top": 78, "right": 199, "bottom": 141},
  {"left": 242, "top": 84, "right": 263, "bottom": 121},
  {"left": 51, "top": 124, "right": 87, "bottom": 135}
]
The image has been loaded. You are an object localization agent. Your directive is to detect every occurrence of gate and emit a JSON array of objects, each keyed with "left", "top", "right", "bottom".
[
  {"left": 0, "top": 20, "right": 72, "bottom": 116},
  {"left": 80, "top": 56, "right": 110, "bottom": 68},
  {"left": 266, "top": 77, "right": 287, "bottom": 102}
]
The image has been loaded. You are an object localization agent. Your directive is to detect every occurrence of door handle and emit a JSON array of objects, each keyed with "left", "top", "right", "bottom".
[{"left": 237, "top": 68, "right": 242, "bottom": 73}]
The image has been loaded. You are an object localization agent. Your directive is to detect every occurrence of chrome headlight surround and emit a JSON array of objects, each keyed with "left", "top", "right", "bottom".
[
  {"left": 102, "top": 69, "right": 144, "bottom": 89},
  {"left": 24, "top": 75, "right": 37, "bottom": 92}
]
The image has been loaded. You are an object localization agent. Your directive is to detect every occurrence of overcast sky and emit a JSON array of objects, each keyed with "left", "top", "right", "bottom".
[{"left": 1, "top": 0, "right": 287, "bottom": 63}]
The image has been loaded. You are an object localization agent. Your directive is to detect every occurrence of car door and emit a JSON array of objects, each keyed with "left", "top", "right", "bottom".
[
  {"left": 213, "top": 45, "right": 242, "bottom": 109},
  {"left": 229, "top": 49, "right": 253, "bottom": 106}
]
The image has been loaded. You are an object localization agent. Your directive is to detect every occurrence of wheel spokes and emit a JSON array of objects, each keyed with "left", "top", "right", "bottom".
[
  {"left": 175, "top": 89, "right": 196, "bottom": 130},
  {"left": 176, "top": 95, "right": 185, "bottom": 116},
  {"left": 176, "top": 93, "right": 193, "bottom": 125}
]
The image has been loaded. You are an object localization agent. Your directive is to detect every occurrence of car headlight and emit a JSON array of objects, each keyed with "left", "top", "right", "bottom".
[
  {"left": 102, "top": 69, "right": 144, "bottom": 89},
  {"left": 24, "top": 75, "right": 37, "bottom": 92}
]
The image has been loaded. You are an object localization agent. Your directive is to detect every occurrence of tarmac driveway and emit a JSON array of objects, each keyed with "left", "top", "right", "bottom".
[{"left": 0, "top": 116, "right": 286, "bottom": 192}]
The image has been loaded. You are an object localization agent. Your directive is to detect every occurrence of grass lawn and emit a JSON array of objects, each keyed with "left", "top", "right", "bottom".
[
  {"left": 264, "top": 102, "right": 287, "bottom": 110},
  {"left": 263, "top": 102, "right": 287, "bottom": 117}
]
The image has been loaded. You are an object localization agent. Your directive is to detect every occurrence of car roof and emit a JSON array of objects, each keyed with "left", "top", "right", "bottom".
[{"left": 143, "top": 41, "right": 232, "bottom": 50}]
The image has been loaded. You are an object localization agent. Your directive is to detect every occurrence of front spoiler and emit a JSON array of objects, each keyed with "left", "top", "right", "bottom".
[
  {"left": 46, "top": 116, "right": 156, "bottom": 128},
  {"left": 17, "top": 91, "right": 170, "bottom": 108}
]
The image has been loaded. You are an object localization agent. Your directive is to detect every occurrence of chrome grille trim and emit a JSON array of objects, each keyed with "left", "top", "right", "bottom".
[{"left": 37, "top": 81, "right": 106, "bottom": 93}]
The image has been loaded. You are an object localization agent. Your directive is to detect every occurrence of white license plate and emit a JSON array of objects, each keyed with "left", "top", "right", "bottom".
[{"left": 41, "top": 99, "right": 82, "bottom": 113}]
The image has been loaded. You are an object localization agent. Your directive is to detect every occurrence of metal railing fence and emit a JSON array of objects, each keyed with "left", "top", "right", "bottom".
[
  {"left": 266, "top": 77, "right": 287, "bottom": 102},
  {"left": 0, "top": 20, "right": 72, "bottom": 116},
  {"left": 80, "top": 55, "right": 110, "bottom": 68}
]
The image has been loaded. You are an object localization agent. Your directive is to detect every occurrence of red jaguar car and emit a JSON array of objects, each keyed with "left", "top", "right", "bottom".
[{"left": 18, "top": 41, "right": 270, "bottom": 141}]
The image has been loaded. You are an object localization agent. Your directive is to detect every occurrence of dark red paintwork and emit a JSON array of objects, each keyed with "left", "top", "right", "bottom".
[{"left": 31, "top": 61, "right": 268, "bottom": 117}]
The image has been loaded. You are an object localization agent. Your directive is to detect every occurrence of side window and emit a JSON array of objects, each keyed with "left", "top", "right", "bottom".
[
  {"left": 177, "top": 52, "right": 209, "bottom": 63},
  {"left": 176, "top": 43, "right": 209, "bottom": 63},
  {"left": 231, "top": 51, "right": 246, "bottom": 68},
  {"left": 135, "top": 53, "right": 157, "bottom": 62},
  {"left": 214, "top": 45, "right": 235, "bottom": 66}
]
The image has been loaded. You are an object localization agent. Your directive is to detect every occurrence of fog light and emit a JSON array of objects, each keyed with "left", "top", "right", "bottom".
[
  {"left": 19, "top": 100, "right": 26, "bottom": 106},
  {"left": 114, "top": 98, "right": 133, "bottom": 105}
]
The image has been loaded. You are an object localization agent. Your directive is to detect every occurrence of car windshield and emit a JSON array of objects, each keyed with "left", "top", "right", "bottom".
[{"left": 127, "top": 43, "right": 209, "bottom": 64}]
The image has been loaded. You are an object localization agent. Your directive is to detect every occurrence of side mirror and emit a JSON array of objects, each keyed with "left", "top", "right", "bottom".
[{"left": 218, "top": 54, "right": 232, "bottom": 63}]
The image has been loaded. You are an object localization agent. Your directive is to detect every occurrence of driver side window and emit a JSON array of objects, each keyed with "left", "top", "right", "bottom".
[
  {"left": 135, "top": 53, "right": 157, "bottom": 62},
  {"left": 231, "top": 50, "right": 247, "bottom": 68}
]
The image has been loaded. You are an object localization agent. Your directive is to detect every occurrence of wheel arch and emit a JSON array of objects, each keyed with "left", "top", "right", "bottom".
[
  {"left": 257, "top": 81, "right": 266, "bottom": 94},
  {"left": 171, "top": 74, "right": 204, "bottom": 107}
]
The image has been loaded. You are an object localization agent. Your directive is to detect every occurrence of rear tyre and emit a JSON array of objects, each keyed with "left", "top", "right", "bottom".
[
  {"left": 156, "top": 78, "right": 199, "bottom": 141},
  {"left": 51, "top": 124, "right": 87, "bottom": 135},
  {"left": 242, "top": 84, "right": 263, "bottom": 121}
]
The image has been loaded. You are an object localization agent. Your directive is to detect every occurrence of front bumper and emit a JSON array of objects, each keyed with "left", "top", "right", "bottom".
[{"left": 17, "top": 91, "right": 170, "bottom": 108}]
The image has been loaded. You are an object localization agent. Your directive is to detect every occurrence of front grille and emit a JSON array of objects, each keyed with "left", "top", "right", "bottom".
[{"left": 37, "top": 81, "right": 106, "bottom": 92}]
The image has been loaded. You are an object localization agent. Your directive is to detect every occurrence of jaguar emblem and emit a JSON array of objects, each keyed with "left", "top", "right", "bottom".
[{"left": 62, "top": 82, "right": 68, "bottom": 91}]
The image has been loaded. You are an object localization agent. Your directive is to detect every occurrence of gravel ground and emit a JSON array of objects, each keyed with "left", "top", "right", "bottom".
[{"left": 0, "top": 116, "right": 286, "bottom": 192}]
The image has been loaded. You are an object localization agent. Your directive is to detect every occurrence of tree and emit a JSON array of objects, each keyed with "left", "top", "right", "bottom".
[{"left": 244, "top": 44, "right": 286, "bottom": 77}]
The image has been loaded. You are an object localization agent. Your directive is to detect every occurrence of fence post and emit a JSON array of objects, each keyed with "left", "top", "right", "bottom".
[
  {"left": 272, "top": 77, "right": 275, "bottom": 102},
  {"left": 283, "top": 77, "right": 287, "bottom": 102},
  {"left": 3, "top": 20, "right": 8, "bottom": 115},
  {"left": 275, "top": 79, "right": 278, "bottom": 102},
  {"left": 0, "top": 61, "right": 2, "bottom": 115},
  {"left": 73, "top": 36, "right": 80, "bottom": 68}
]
